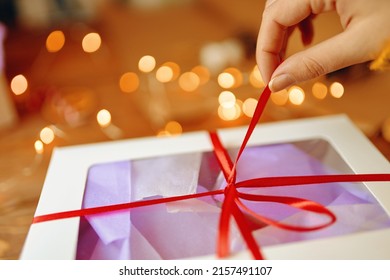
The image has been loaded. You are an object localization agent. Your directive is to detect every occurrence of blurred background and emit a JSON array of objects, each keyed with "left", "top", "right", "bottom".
[{"left": 0, "top": 0, "right": 389, "bottom": 259}]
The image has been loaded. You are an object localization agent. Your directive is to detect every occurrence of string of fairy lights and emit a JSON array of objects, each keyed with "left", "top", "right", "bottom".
[{"left": 8, "top": 29, "right": 348, "bottom": 158}]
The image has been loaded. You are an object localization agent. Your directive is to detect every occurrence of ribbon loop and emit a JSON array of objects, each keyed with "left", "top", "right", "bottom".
[{"left": 236, "top": 191, "right": 337, "bottom": 231}]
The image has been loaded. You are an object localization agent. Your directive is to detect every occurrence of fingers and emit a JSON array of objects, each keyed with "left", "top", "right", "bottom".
[
  {"left": 258, "top": 0, "right": 390, "bottom": 92},
  {"left": 256, "top": 0, "right": 336, "bottom": 85},
  {"left": 269, "top": 25, "right": 370, "bottom": 92}
]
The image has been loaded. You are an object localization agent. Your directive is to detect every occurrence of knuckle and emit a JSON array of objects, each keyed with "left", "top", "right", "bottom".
[{"left": 301, "top": 56, "right": 327, "bottom": 78}]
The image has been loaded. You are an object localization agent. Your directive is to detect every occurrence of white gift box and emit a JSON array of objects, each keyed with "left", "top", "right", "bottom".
[{"left": 20, "top": 115, "right": 390, "bottom": 260}]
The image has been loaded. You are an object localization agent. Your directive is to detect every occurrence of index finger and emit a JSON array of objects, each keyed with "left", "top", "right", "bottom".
[{"left": 256, "top": 0, "right": 336, "bottom": 83}]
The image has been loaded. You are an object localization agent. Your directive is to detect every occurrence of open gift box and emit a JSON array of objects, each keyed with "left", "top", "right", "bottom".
[{"left": 21, "top": 113, "right": 390, "bottom": 260}]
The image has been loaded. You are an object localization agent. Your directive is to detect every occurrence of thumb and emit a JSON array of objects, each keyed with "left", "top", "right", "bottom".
[{"left": 269, "top": 26, "right": 371, "bottom": 92}]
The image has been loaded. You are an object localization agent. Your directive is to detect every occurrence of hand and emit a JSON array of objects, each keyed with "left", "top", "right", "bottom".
[{"left": 256, "top": 0, "right": 390, "bottom": 92}]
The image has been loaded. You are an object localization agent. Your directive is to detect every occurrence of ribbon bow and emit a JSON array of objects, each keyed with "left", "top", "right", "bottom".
[{"left": 210, "top": 86, "right": 333, "bottom": 259}]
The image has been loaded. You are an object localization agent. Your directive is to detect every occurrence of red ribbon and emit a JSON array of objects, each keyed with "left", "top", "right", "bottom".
[{"left": 33, "top": 85, "right": 390, "bottom": 260}]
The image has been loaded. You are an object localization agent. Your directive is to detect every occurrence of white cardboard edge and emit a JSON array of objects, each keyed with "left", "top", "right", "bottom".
[{"left": 20, "top": 115, "right": 390, "bottom": 260}]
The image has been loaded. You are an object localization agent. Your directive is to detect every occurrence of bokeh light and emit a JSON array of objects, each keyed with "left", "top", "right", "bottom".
[
  {"left": 156, "top": 65, "right": 174, "bottom": 83},
  {"left": 243, "top": 98, "right": 258, "bottom": 117},
  {"left": 156, "top": 130, "right": 171, "bottom": 137},
  {"left": 119, "top": 72, "right": 139, "bottom": 93},
  {"left": 218, "top": 91, "right": 236, "bottom": 108},
  {"left": 34, "top": 140, "right": 44, "bottom": 154},
  {"left": 10, "top": 74, "right": 28, "bottom": 95},
  {"left": 163, "top": 62, "right": 180, "bottom": 80},
  {"left": 97, "top": 109, "right": 111, "bottom": 128},
  {"left": 288, "top": 86, "right": 305, "bottom": 105},
  {"left": 82, "top": 32, "right": 101, "bottom": 53},
  {"left": 223, "top": 67, "right": 243, "bottom": 88},
  {"left": 138, "top": 55, "right": 156, "bottom": 73},
  {"left": 271, "top": 89, "right": 289, "bottom": 106},
  {"left": 218, "top": 103, "right": 241, "bottom": 121},
  {"left": 330, "top": 82, "right": 344, "bottom": 98},
  {"left": 217, "top": 72, "right": 235, "bottom": 89},
  {"left": 312, "top": 82, "right": 328, "bottom": 99},
  {"left": 178, "top": 72, "right": 200, "bottom": 92},
  {"left": 46, "top": 30, "right": 65, "bottom": 52},
  {"left": 165, "top": 121, "right": 182, "bottom": 135},
  {"left": 40, "top": 127, "right": 55, "bottom": 145},
  {"left": 249, "top": 66, "right": 265, "bottom": 88},
  {"left": 191, "top": 65, "right": 210, "bottom": 85}
]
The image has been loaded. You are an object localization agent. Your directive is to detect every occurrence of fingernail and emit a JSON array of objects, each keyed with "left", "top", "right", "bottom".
[{"left": 269, "top": 74, "right": 295, "bottom": 92}]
